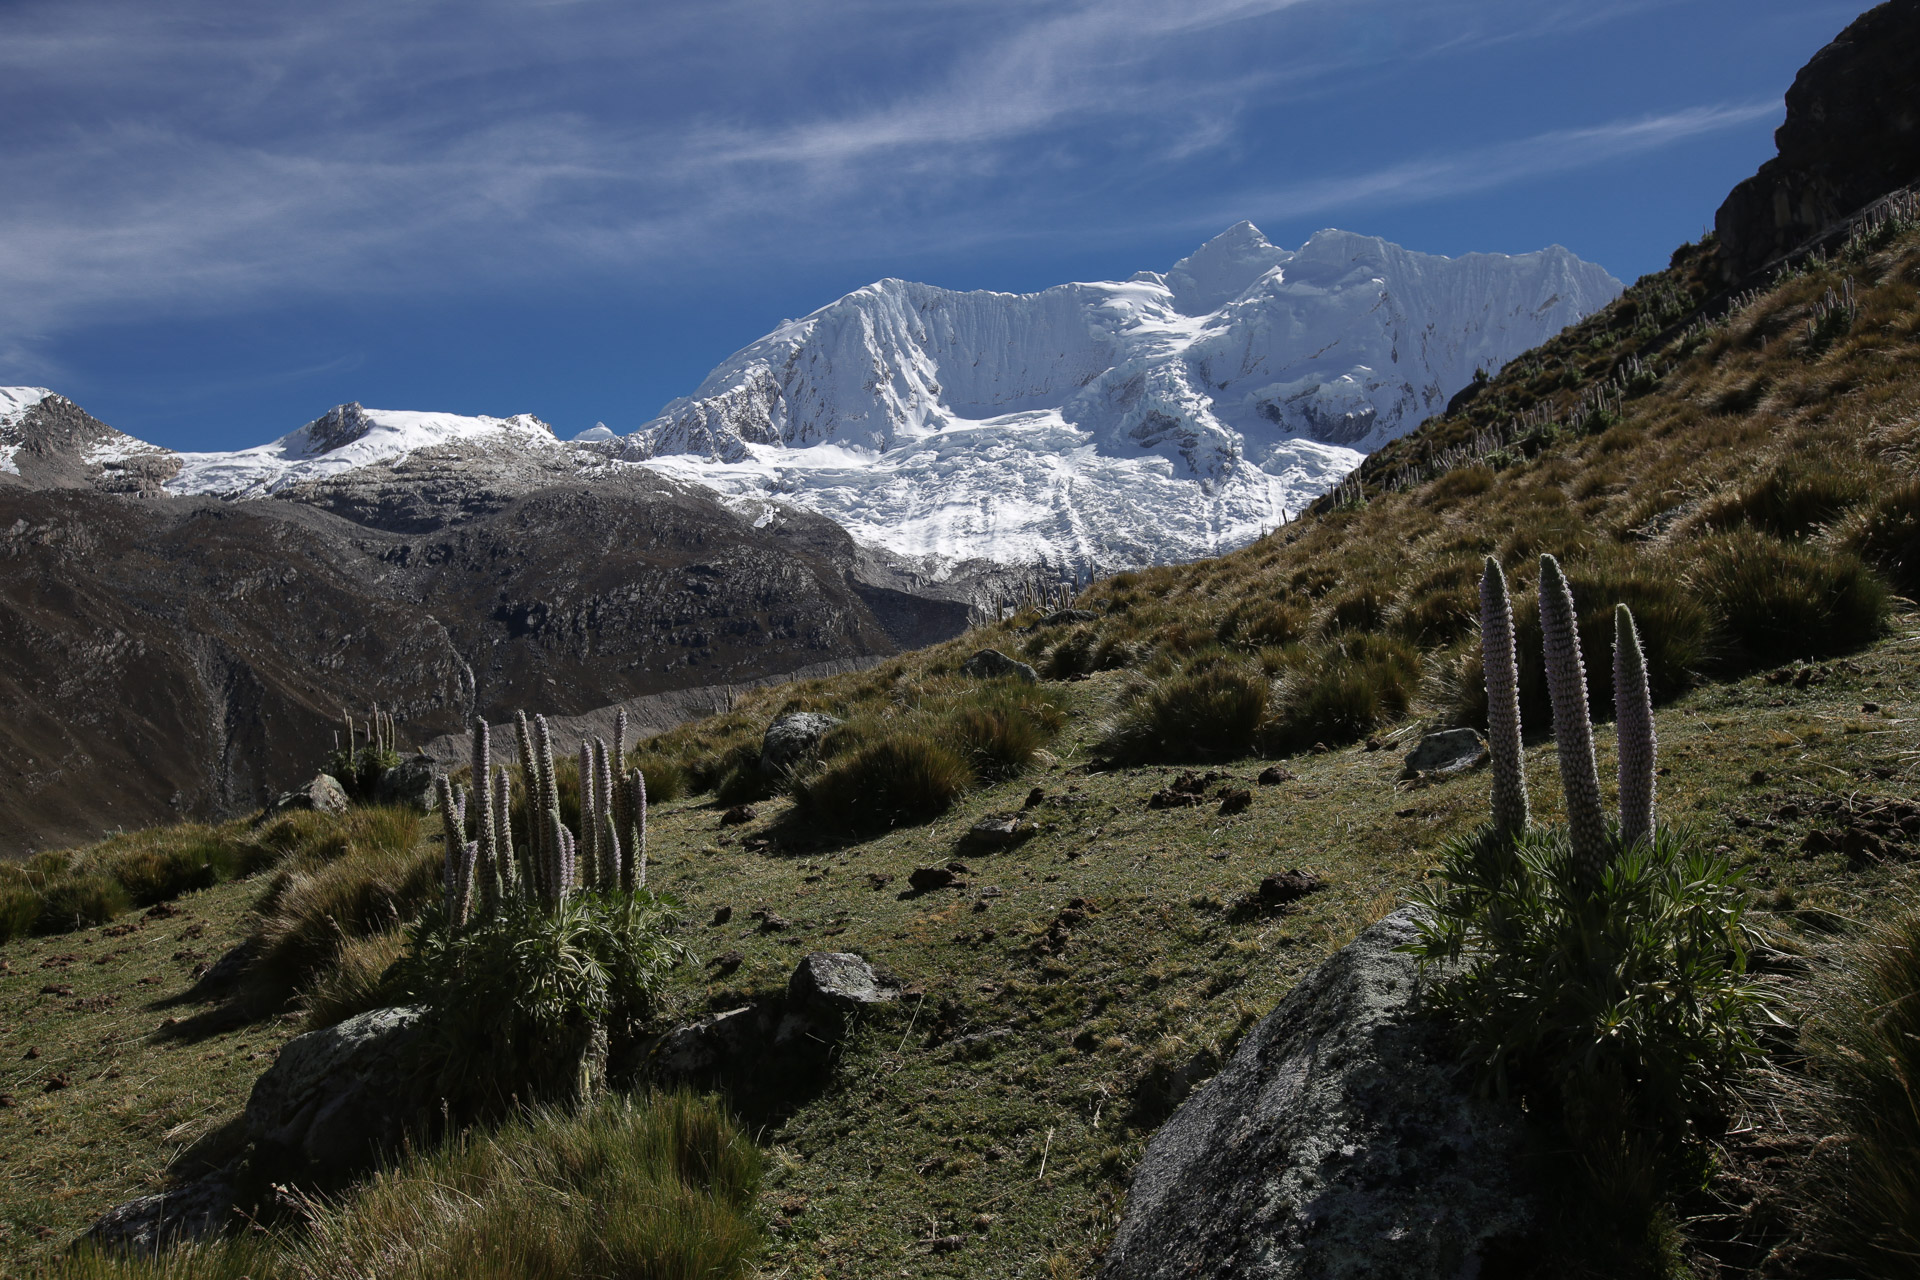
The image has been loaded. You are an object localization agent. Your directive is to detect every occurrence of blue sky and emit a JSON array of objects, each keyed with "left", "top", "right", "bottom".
[{"left": 0, "top": 0, "right": 1864, "bottom": 450}]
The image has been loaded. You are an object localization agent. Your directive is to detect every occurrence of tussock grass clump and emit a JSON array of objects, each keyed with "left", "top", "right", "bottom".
[
  {"left": 299, "top": 928, "right": 409, "bottom": 1030},
  {"left": 1698, "top": 457, "right": 1868, "bottom": 540},
  {"left": 1838, "top": 475, "right": 1920, "bottom": 596},
  {"left": 1262, "top": 633, "right": 1420, "bottom": 754},
  {"left": 0, "top": 877, "right": 38, "bottom": 942},
  {"left": 55, "top": 1092, "right": 762, "bottom": 1280},
  {"left": 627, "top": 753, "right": 688, "bottom": 804},
  {"left": 950, "top": 685, "right": 1064, "bottom": 780},
  {"left": 247, "top": 808, "right": 431, "bottom": 998},
  {"left": 1691, "top": 530, "right": 1887, "bottom": 669},
  {"left": 1801, "top": 900, "right": 1920, "bottom": 1271},
  {"left": 35, "top": 873, "right": 130, "bottom": 934},
  {"left": 1098, "top": 653, "right": 1269, "bottom": 763},
  {"left": 793, "top": 733, "right": 972, "bottom": 835}
]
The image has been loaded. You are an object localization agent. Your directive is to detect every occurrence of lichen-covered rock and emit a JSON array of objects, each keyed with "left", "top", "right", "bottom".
[
  {"left": 760, "top": 711, "right": 842, "bottom": 776},
  {"left": 266, "top": 772, "right": 350, "bottom": 817},
  {"left": 787, "top": 951, "right": 898, "bottom": 1014},
  {"left": 374, "top": 755, "right": 439, "bottom": 810},
  {"left": 85, "top": 1170, "right": 235, "bottom": 1254},
  {"left": 1404, "top": 728, "right": 1486, "bottom": 774},
  {"left": 1102, "top": 910, "right": 1540, "bottom": 1280},
  {"left": 243, "top": 1005, "right": 431, "bottom": 1183},
  {"left": 959, "top": 648, "right": 1038, "bottom": 683}
]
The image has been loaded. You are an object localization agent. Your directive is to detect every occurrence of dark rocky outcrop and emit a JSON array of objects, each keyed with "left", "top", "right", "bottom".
[
  {"left": 1715, "top": 1, "right": 1920, "bottom": 280},
  {"left": 265, "top": 773, "right": 351, "bottom": 818},
  {"left": 85, "top": 1168, "right": 237, "bottom": 1254},
  {"left": 760, "top": 711, "right": 843, "bottom": 776},
  {"left": 1103, "top": 910, "right": 1540, "bottom": 1280},
  {"left": 959, "top": 648, "right": 1038, "bottom": 683}
]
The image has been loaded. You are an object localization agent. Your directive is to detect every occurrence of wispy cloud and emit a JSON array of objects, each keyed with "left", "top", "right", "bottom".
[{"left": 0, "top": 0, "right": 1792, "bottom": 374}]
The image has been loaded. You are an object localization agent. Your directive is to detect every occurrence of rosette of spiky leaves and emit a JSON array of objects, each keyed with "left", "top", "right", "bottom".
[
  {"left": 1408, "top": 824, "right": 1768, "bottom": 1146},
  {"left": 1614, "top": 605, "right": 1657, "bottom": 849},
  {"left": 397, "top": 887, "right": 691, "bottom": 1110},
  {"left": 1479, "top": 557, "right": 1530, "bottom": 838},
  {"left": 1539, "top": 555, "right": 1610, "bottom": 883}
]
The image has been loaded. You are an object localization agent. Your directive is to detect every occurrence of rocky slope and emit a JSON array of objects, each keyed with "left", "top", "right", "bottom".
[
  {"left": 626, "top": 224, "right": 1620, "bottom": 571},
  {"left": 0, "top": 397, "right": 970, "bottom": 855}
]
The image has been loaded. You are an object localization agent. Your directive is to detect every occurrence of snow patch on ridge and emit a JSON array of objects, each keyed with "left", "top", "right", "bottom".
[
  {"left": 164, "top": 404, "right": 559, "bottom": 499},
  {"left": 0, "top": 387, "right": 54, "bottom": 475}
]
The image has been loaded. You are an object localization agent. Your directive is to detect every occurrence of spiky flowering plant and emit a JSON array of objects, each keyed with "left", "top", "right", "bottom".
[{"left": 396, "top": 888, "right": 691, "bottom": 1108}]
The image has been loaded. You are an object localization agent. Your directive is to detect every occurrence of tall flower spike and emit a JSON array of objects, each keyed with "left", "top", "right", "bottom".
[
  {"left": 436, "top": 774, "right": 464, "bottom": 919},
  {"left": 1614, "top": 604, "right": 1657, "bottom": 849},
  {"left": 535, "top": 715, "right": 561, "bottom": 899},
  {"left": 1479, "top": 557, "right": 1530, "bottom": 838},
  {"left": 1538, "top": 555, "right": 1610, "bottom": 883},
  {"left": 454, "top": 840, "right": 478, "bottom": 929},
  {"left": 545, "top": 808, "right": 568, "bottom": 906},
  {"left": 492, "top": 765, "right": 516, "bottom": 900},
  {"left": 594, "top": 738, "right": 617, "bottom": 887},
  {"left": 611, "top": 709, "right": 630, "bottom": 851},
  {"left": 629, "top": 768, "right": 648, "bottom": 890},
  {"left": 469, "top": 717, "right": 496, "bottom": 913},
  {"left": 578, "top": 740, "right": 598, "bottom": 889}
]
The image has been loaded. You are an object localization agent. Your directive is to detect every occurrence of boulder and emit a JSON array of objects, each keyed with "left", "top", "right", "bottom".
[
  {"left": 374, "top": 755, "right": 439, "bottom": 810},
  {"left": 85, "top": 1169, "right": 236, "bottom": 1254},
  {"left": 959, "top": 648, "right": 1038, "bottom": 683},
  {"left": 1102, "top": 910, "right": 1540, "bottom": 1280},
  {"left": 965, "top": 813, "right": 1035, "bottom": 849},
  {"left": 787, "top": 951, "right": 898, "bottom": 1014},
  {"left": 243, "top": 1005, "right": 431, "bottom": 1183},
  {"left": 1404, "top": 728, "right": 1485, "bottom": 774},
  {"left": 265, "top": 773, "right": 350, "bottom": 818},
  {"left": 760, "top": 711, "right": 841, "bottom": 776}
]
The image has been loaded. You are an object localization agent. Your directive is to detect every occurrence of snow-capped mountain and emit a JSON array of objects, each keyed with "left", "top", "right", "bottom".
[{"left": 626, "top": 223, "right": 1620, "bottom": 570}]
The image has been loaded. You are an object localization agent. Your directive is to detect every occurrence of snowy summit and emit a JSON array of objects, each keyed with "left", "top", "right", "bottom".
[{"left": 623, "top": 223, "right": 1621, "bottom": 570}]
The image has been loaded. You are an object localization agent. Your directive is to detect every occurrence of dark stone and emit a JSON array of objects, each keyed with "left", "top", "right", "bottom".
[
  {"left": 1715, "top": 2, "right": 1920, "bottom": 280},
  {"left": 1258, "top": 870, "right": 1324, "bottom": 909},
  {"left": 373, "top": 756, "right": 439, "bottom": 810},
  {"left": 759, "top": 712, "right": 842, "bottom": 776},
  {"left": 865, "top": 872, "right": 894, "bottom": 890},
  {"left": 1102, "top": 910, "right": 1541, "bottom": 1280},
  {"left": 720, "top": 804, "right": 757, "bottom": 826},
  {"left": 1041, "top": 609, "right": 1098, "bottom": 626},
  {"left": 243, "top": 1006, "right": 432, "bottom": 1183},
  {"left": 85, "top": 1170, "right": 236, "bottom": 1254},
  {"left": 787, "top": 951, "right": 899, "bottom": 1014},
  {"left": 1404, "top": 728, "right": 1486, "bottom": 774},
  {"left": 711, "top": 905, "right": 733, "bottom": 926},
  {"left": 909, "top": 865, "right": 961, "bottom": 892},
  {"left": 1257, "top": 766, "right": 1294, "bottom": 785},
  {"left": 706, "top": 949, "right": 743, "bottom": 977},
  {"left": 1024, "top": 787, "right": 1047, "bottom": 809},
  {"left": 1218, "top": 789, "right": 1252, "bottom": 815},
  {"left": 959, "top": 648, "right": 1039, "bottom": 683},
  {"left": 266, "top": 773, "right": 350, "bottom": 818}
]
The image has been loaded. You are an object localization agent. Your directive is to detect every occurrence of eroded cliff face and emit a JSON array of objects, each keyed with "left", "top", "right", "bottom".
[{"left": 1715, "top": 0, "right": 1920, "bottom": 281}]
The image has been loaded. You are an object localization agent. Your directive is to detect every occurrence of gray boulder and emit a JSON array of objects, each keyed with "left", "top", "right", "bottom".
[
  {"left": 959, "top": 648, "right": 1038, "bottom": 683},
  {"left": 788, "top": 951, "right": 898, "bottom": 1014},
  {"left": 1102, "top": 909, "right": 1540, "bottom": 1280},
  {"left": 85, "top": 1169, "right": 235, "bottom": 1254},
  {"left": 760, "top": 711, "right": 842, "bottom": 776},
  {"left": 1404, "top": 728, "right": 1486, "bottom": 774},
  {"left": 266, "top": 772, "right": 350, "bottom": 818},
  {"left": 244, "top": 1005, "right": 431, "bottom": 1182},
  {"left": 374, "top": 755, "right": 439, "bottom": 810}
]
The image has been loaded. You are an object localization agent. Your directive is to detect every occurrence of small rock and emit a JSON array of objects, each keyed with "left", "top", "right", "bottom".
[
  {"left": 711, "top": 905, "right": 734, "bottom": 926},
  {"left": 39, "top": 983, "right": 72, "bottom": 996},
  {"left": 958, "top": 649, "right": 1039, "bottom": 683},
  {"left": 787, "top": 952, "right": 899, "bottom": 1013},
  {"left": 22, "top": 1046, "right": 38, "bottom": 1060},
  {"left": 1024, "top": 787, "right": 1047, "bottom": 809},
  {"left": 1218, "top": 789, "right": 1252, "bottom": 815},
  {"left": 978, "top": 885, "right": 1006, "bottom": 898},
  {"left": 865, "top": 872, "right": 894, "bottom": 890},
  {"left": 43, "top": 1073, "right": 71, "bottom": 1092},
  {"left": 909, "top": 865, "right": 960, "bottom": 892},
  {"left": 760, "top": 712, "right": 842, "bottom": 776},
  {"left": 1257, "top": 870, "right": 1324, "bottom": 910},
  {"left": 266, "top": 773, "right": 350, "bottom": 818},
  {"left": 706, "top": 950, "right": 743, "bottom": 978},
  {"left": 1403, "top": 728, "right": 1485, "bottom": 774},
  {"left": 0, "top": 1093, "right": 12, "bottom": 1108},
  {"left": 720, "top": 805, "right": 756, "bottom": 826},
  {"left": 966, "top": 814, "right": 1034, "bottom": 849},
  {"left": 144, "top": 902, "right": 181, "bottom": 920},
  {"left": 1750, "top": 770, "right": 1772, "bottom": 785},
  {"left": 930, "top": 1234, "right": 966, "bottom": 1253},
  {"left": 752, "top": 910, "right": 791, "bottom": 933},
  {"left": 1041, "top": 609, "right": 1097, "bottom": 626},
  {"left": 946, "top": 861, "right": 972, "bottom": 875},
  {"left": 85, "top": 1170, "right": 235, "bottom": 1254},
  {"left": 1863, "top": 702, "right": 1881, "bottom": 713},
  {"left": 1257, "top": 766, "right": 1294, "bottom": 786}
]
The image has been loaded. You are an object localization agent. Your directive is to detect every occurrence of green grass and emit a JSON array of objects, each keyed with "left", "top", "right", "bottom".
[{"left": 53, "top": 1091, "right": 762, "bottom": 1280}]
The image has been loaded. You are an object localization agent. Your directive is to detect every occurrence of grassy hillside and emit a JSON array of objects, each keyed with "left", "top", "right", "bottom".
[{"left": 6, "top": 215, "right": 1920, "bottom": 1276}]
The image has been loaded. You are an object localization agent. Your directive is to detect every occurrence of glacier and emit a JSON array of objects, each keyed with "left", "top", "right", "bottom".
[{"left": 623, "top": 223, "right": 1621, "bottom": 571}]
